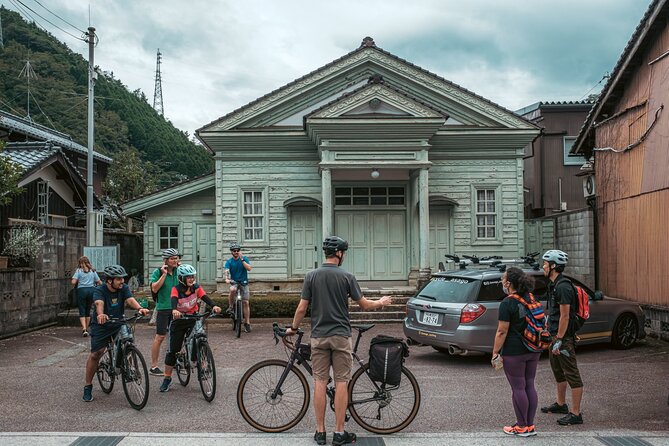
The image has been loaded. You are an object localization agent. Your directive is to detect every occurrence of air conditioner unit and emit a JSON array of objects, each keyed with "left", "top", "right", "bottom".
[{"left": 583, "top": 174, "right": 596, "bottom": 198}]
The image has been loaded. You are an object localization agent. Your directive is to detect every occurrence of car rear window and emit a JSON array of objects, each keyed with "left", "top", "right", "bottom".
[{"left": 415, "top": 277, "right": 479, "bottom": 303}]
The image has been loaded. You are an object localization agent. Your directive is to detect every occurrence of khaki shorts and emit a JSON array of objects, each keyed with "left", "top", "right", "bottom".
[
  {"left": 310, "top": 336, "right": 353, "bottom": 382},
  {"left": 549, "top": 336, "right": 584, "bottom": 388}
]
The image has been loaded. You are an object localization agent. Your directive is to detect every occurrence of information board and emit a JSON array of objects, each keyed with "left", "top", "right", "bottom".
[{"left": 83, "top": 245, "right": 119, "bottom": 271}]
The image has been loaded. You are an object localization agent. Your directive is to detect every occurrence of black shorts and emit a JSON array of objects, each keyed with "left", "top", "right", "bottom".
[
  {"left": 155, "top": 310, "right": 172, "bottom": 336},
  {"left": 89, "top": 323, "right": 122, "bottom": 352}
]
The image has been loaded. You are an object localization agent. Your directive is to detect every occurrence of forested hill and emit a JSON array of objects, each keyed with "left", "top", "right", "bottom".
[{"left": 0, "top": 7, "right": 214, "bottom": 193}]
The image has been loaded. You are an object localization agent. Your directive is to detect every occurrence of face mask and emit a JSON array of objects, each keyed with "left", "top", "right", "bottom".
[{"left": 502, "top": 286, "right": 509, "bottom": 295}]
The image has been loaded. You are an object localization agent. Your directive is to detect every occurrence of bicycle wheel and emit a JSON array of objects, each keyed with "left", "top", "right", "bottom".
[
  {"left": 175, "top": 349, "right": 191, "bottom": 386},
  {"left": 348, "top": 363, "right": 421, "bottom": 434},
  {"left": 235, "top": 301, "right": 242, "bottom": 338},
  {"left": 197, "top": 340, "right": 216, "bottom": 402},
  {"left": 237, "top": 359, "right": 310, "bottom": 433},
  {"left": 121, "top": 344, "right": 149, "bottom": 410},
  {"left": 96, "top": 349, "right": 115, "bottom": 394}
]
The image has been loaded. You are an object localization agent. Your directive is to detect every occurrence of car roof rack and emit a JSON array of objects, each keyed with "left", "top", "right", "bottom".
[{"left": 444, "top": 253, "right": 541, "bottom": 271}]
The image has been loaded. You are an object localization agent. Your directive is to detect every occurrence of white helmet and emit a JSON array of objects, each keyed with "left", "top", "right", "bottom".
[{"left": 542, "top": 250, "right": 568, "bottom": 265}]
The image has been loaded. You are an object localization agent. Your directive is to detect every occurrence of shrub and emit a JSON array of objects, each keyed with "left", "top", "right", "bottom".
[{"left": 2, "top": 224, "right": 45, "bottom": 266}]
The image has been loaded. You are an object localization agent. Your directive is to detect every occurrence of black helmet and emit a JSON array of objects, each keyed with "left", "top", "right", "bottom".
[
  {"left": 323, "top": 236, "right": 348, "bottom": 255},
  {"left": 229, "top": 242, "right": 241, "bottom": 251},
  {"left": 104, "top": 264, "right": 128, "bottom": 278}
]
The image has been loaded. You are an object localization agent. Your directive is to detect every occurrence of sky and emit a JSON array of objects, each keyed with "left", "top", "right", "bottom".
[{"left": 2, "top": 0, "right": 653, "bottom": 136}]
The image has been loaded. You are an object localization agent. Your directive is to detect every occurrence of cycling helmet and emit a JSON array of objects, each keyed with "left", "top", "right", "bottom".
[
  {"left": 229, "top": 242, "right": 241, "bottom": 251},
  {"left": 103, "top": 264, "right": 128, "bottom": 278},
  {"left": 176, "top": 264, "right": 197, "bottom": 285},
  {"left": 323, "top": 236, "right": 349, "bottom": 256},
  {"left": 542, "top": 249, "right": 569, "bottom": 265},
  {"left": 162, "top": 248, "right": 181, "bottom": 259}
]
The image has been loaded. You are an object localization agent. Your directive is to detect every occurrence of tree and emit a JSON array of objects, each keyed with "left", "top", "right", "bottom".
[
  {"left": 102, "top": 148, "right": 159, "bottom": 203},
  {"left": 0, "top": 141, "right": 24, "bottom": 206}
]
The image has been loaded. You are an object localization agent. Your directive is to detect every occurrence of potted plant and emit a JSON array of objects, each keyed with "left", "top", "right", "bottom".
[{"left": 2, "top": 224, "right": 45, "bottom": 267}]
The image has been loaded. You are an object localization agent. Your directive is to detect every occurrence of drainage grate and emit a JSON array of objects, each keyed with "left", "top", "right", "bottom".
[
  {"left": 70, "top": 436, "right": 125, "bottom": 446},
  {"left": 596, "top": 437, "right": 654, "bottom": 446},
  {"left": 354, "top": 438, "right": 386, "bottom": 446}
]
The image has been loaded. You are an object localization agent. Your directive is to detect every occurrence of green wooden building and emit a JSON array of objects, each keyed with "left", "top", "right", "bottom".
[{"left": 123, "top": 37, "right": 539, "bottom": 291}]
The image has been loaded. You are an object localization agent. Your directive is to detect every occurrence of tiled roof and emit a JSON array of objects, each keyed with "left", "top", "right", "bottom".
[{"left": 0, "top": 110, "right": 113, "bottom": 163}]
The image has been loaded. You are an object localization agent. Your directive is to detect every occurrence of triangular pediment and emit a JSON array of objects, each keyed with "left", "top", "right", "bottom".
[{"left": 197, "top": 41, "right": 536, "bottom": 135}]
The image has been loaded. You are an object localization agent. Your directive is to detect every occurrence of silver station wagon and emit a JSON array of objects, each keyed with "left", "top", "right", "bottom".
[{"left": 403, "top": 263, "right": 646, "bottom": 355}]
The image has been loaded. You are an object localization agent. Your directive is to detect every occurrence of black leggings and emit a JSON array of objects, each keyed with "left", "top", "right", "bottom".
[{"left": 164, "top": 318, "right": 195, "bottom": 367}]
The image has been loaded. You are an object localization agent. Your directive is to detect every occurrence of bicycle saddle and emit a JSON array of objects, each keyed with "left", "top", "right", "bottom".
[{"left": 351, "top": 324, "right": 375, "bottom": 333}]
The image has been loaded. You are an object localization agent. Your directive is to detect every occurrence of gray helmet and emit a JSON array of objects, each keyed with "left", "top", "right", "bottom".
[
  {"left": 229, "top": 242, "right": 241, "bottom": 251},
  {"left": 542, "top": 250, "right": 568, "bottom": 265},
  {"left": 162, "top": 248, "right": 181, "bottom": 259},
  {"left": 323, "top": 236, "right": 349, "bottom": 256},
  {"left": 103, "top": 264, "right": 128, "bottom": 278}
]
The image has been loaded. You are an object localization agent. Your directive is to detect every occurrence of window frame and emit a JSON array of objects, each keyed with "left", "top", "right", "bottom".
[
  {"left": 563, "top": 136, "right": 587, "bottom": 166},
  {"left": 239, "top": 186, "right": 268, "bottom": 245},
  {"left": 154, "top": 222, "right": 182, "bottom": 254},
  {"left": 470, "top": 184, "right": 502, "bottom": 245}
]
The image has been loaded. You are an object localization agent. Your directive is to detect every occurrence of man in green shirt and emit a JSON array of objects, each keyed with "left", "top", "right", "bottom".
[{"left": 149, "top": 248, "right": 181, "bottom": 375}]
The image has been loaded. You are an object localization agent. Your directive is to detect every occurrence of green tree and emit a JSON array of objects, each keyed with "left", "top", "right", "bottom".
[
  {"left": 102, "top": 148, "right": 159, "bottom": 203},
  {"left": 0, "top": 141, "right": 24, "bottom": 206}
]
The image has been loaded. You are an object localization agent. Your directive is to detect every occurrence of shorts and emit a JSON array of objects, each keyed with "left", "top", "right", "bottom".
[
  {"left": 77, "top": 287, "right": 95, "bottom": 317},
  {"left": 231, "top": 283, "right": 250, "bottom": 301},
  {"left": 311, "top": 336, "right": 353, "bottom": 382},
  {"left": 89, "top": 322, "right": 122, "bottom": 353},
  {"left": 549, "top": 336, "right": 583, "bottom": 388},
  {"left": 155, "top": 309, "right": 172, "bottom": 336}
]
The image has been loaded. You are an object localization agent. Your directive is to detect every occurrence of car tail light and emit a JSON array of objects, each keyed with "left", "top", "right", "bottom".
[{"left": 460, "top": 303, "right": 486, "bottom": 324}]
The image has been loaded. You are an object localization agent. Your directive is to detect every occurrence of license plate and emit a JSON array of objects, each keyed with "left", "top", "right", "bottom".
[{"left": 422, "top": 311, "right": 439, "bottom": 326}]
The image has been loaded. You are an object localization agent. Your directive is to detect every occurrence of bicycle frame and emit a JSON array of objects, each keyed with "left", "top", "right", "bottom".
[{"left": 105, "top": 318, "right": 137, "bottom": 374}]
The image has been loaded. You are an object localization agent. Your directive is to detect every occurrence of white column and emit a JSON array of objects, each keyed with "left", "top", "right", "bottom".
[
  {"left": 418, "top": 168, "right": 430, "bottom": 284},
  {"left": 321, "top": 168, "right": 332, "bottom": 237}
]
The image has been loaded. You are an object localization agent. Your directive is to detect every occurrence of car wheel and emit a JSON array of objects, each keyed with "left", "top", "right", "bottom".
[
  {"left": 432, "top": 346, "right": 450, "bottom": 355},
  {"left": 611, "top": 314, "right": 638, "bottom": 349}
]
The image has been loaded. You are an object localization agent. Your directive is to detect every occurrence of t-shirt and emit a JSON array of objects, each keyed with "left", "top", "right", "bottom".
[
  {"left": 224, "top": 256, "right": 250, "bottom": 284},
  {"left": 150, "top": 268, "right": 179, "bottom": 311},
  {"left": 498, "top": 295, "right": 530, "bottom": 356},
  {"left": 90, "top": 283, "right": 132, "bottom": 324},
  {"left": 547, "top": 274, "right": 577, "bottom": 336},
  {"left": 72, "top": 269, "right": 101, "bottom": 288},
  {"left": 301, "top": 263, "right": 362, "bottom": 338},
  {"left": 171, "top": 284, "right": 207, "bottom": 315}
]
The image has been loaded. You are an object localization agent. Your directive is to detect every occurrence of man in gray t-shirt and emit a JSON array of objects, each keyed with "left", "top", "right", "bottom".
[{"left": 286, "top": 236, "right": 391, "bottom": 446}]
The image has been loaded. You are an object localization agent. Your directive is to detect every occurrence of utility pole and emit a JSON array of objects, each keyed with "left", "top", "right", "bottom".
[
  {"left": 86, "top": 27, "right": 97, "bottom": 246},
  {"left": 153, "top": 48, "right": 164, "bottom": 115},
  {"left": 18, "top": 60, "right": 37, "bottom": 120},
  {"left": 0, "top": 10, "right": 4, "bottom": 49}
]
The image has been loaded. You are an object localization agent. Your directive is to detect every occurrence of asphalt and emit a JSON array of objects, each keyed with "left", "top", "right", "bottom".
[{"left": 2, "top": 430, "right": 669, "bottom": 445}]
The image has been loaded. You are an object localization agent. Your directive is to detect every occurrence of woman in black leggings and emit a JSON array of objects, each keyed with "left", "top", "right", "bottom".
[{"left": 492, "top": 267, "right": 542, "bottom": 437}]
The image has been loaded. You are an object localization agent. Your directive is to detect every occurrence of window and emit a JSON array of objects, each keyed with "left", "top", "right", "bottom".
[
  {"left": 475, "top": 189, "right": 497, "bottom": 239},
  {"left": 477, "top": 278, "right": 505, "bottom": 302},
  {"left": 77, "top": 157, "right": 98, "bottom": 174},
  {"left": 563, "top": 137, "right": 587, "bottom": 166},
  {"left": 242, "top": 190, "right": 264, "bottom": 241},
  {"left": 158, "top": 225, "right": 179, "bottom": 250},
  {"left": 334, "top": 186, "right": 405, "bottom": 206}
]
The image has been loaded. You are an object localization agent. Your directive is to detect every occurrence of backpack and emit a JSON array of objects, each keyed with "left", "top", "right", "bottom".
[
  {"left": 509, "top": 293, "right": 552, "bottom": 352},
  {"left": 368, "top": 335, "right": 409, "bottom": 386},
  {"left": 556, "top": 278, "right": 590, "bottom": 331}
]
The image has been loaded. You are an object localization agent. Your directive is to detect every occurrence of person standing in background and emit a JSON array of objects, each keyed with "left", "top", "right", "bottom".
[{"left": 71, "top": 256, "right": 102, "bottom": 337}]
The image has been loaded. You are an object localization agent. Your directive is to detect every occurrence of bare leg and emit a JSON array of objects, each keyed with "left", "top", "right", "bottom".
[
  {"left": 314, "top": 379, "right": 327, "bottom": 433},
  {"left": 84, "top": 350, "right": 104, "bottom": 385},
  {"left": 79, "top": 317, "right": 87, "bottom": 332},
  {"left": 556, "top": 381, "right": 568, "bottom": 406},
  {"left": 164, "top": 364, "right": 174, "bottom": 377},
  {"left": 243, "top": 301, "right": 250, "bottom": 324},
  {"left": 151, "top": 335, "right": 165, "bottom": 368},
  {"left": 334, "top": 381, "right": 349, "bottom": 433},
  {"left": 571, "top": 386, "right": 584, "bottom": 415}
]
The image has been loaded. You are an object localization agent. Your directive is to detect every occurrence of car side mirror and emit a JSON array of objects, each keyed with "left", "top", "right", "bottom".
[{"left": 594, "top": 291, "right": 604, "bottom": 301}]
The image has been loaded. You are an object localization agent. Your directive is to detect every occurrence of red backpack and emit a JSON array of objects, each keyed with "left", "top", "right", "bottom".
[{"left": 556, "top": 278, "right": 590, "bottom": 331}]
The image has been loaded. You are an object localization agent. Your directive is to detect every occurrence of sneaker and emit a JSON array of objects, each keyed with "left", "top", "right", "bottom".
[
  {"left": 149, "top": 367, "right": 164, "bottom": 376},
  {"left": 244, "top": 323, "right": 252, "bottom": 333},
  {"left": 519, "top": 425, "right": 537, "bottom": 437},
  {"left": 541, "top": 402, "right": 569, "bottom": 414},
  {"left": 82, "top": 385, "right": 93, "bottom": 402},
  {"left": 313, "top": 431, "right": 326, "bottom": 445},
  {"left": 159, "top": 377, "right": 172, "bottom": 392},
  {"left": 332, "top": 431, "right": 356, "bottom": 446},
  {"left": 503, "top": 424, "right": 528, "bottom": 435},
  {"left": 557, "top": 412, "right": 583, "bottom": 425},
  {"left": 82, "top": 330, "right": 89, "bottom": 337}
]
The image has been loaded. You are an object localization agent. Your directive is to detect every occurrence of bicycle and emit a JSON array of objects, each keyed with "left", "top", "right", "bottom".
[
  {"left": 228, "top": 280, "right": 246, "bottom": 338},
  {"left": 237, "top": 322, "right": 421, "bottom": 434},
  {"left": 173, "top": 312, "right": 218, "bottom": 402},
  {"left": 95, "top": 314, "right": 149, "bottom": 410}
]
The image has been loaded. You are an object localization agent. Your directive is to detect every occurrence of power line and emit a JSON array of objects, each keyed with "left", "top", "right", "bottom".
[
  {"left": 580, "top": 72, "right": 609, "bottom": 101},
  {"left": 12, "top": 0, "right": 86, "bottom": 42},
  {"left": 32, "top": 0, "right": 85, "bottom": 35}
]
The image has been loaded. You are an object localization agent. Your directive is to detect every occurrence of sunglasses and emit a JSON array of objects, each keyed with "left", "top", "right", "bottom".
[{"left": 231, "top": 249, "right": 240, "bottom": 253}]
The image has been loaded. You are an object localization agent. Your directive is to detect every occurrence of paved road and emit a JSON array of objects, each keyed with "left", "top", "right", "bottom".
[{"left": 0, "top": 319, "right": 667, "bottom": 437}]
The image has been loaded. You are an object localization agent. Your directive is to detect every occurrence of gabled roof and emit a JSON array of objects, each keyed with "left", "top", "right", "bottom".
[
  {"left": 572, "top": 0, "right": 668, "bottom": 155},
  {"left": 0, "top": 110, "right": 113, "bottom": 163}
]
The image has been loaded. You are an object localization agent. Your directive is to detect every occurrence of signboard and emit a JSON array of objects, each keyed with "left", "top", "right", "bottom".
[{"left": 83, "top": 245, "right": 119, "bottom": 271}]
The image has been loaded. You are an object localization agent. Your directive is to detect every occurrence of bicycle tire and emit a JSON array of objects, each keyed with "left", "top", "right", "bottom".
[
  {"left": 121, "top": 344, "right": 150, "bottom": 411},
  {"left": 237, "top": 359, "right": 310, "bottom": 433},
  {"left": 175, "top": 349, "right": 191, "bottom": 386},
  {"left": 348, "top": 363, "right": 421, "bottom": 434},
  {"left": 235, "top": 301, "right": 242, "bottom": 338},
  {"left": 197, "top": 340, "right": 216, "bottom": 402},
  {"left": 96, "top": 348, "right": 115, "bottom": 394}
]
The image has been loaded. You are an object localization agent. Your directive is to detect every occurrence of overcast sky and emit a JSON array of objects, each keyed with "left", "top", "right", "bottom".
[{"left": 3, "top": 0, "right": 652, "bottom": 135}]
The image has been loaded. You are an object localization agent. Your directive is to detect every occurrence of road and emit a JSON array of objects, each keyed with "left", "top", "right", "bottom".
[{"left": 0, "top": 319, "right": 667, "bottom": 434}]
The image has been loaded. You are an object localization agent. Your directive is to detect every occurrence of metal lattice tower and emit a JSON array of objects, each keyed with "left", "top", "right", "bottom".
[
  {"left": 18, "top": 60, "right": 38, "bottom": 120},
  {"left": 153, "top": 48, "right": 164, "bottom": 116}
]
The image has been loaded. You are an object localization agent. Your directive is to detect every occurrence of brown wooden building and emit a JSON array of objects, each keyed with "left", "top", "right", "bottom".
[
  {"left": 517, "top": 101, "right": 593, "bottom": 218},
  {"left": 572, "top": 0, "right": 669, "bottom": 322}
]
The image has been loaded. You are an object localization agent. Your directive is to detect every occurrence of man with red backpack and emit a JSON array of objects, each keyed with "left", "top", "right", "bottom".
[{"left": 540, "top": 249, "right": 584, "bottom": 426}]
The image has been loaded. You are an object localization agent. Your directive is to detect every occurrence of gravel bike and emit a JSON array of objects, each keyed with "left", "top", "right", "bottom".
[
  {"left": 237, "top": 323, "right": 420, "bottom": 434},
  {"left": 228, "top": 280, "right": 246, "bottom": 338},
  {"left": 173, "top": 312, "right": 218, "bottom": 402},
  {"left": 96, "top": 314, "right": 149, "bottom": 410}
]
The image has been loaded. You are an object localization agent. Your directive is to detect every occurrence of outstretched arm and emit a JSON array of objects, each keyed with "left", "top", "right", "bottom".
[{"left": 357, "top": 295, "right": 391, "bottom": 311}]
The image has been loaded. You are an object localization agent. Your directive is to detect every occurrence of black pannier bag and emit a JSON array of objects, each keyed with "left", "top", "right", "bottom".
[{"left": 368, "top": 335, "right": 409, "bottom": 386}]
